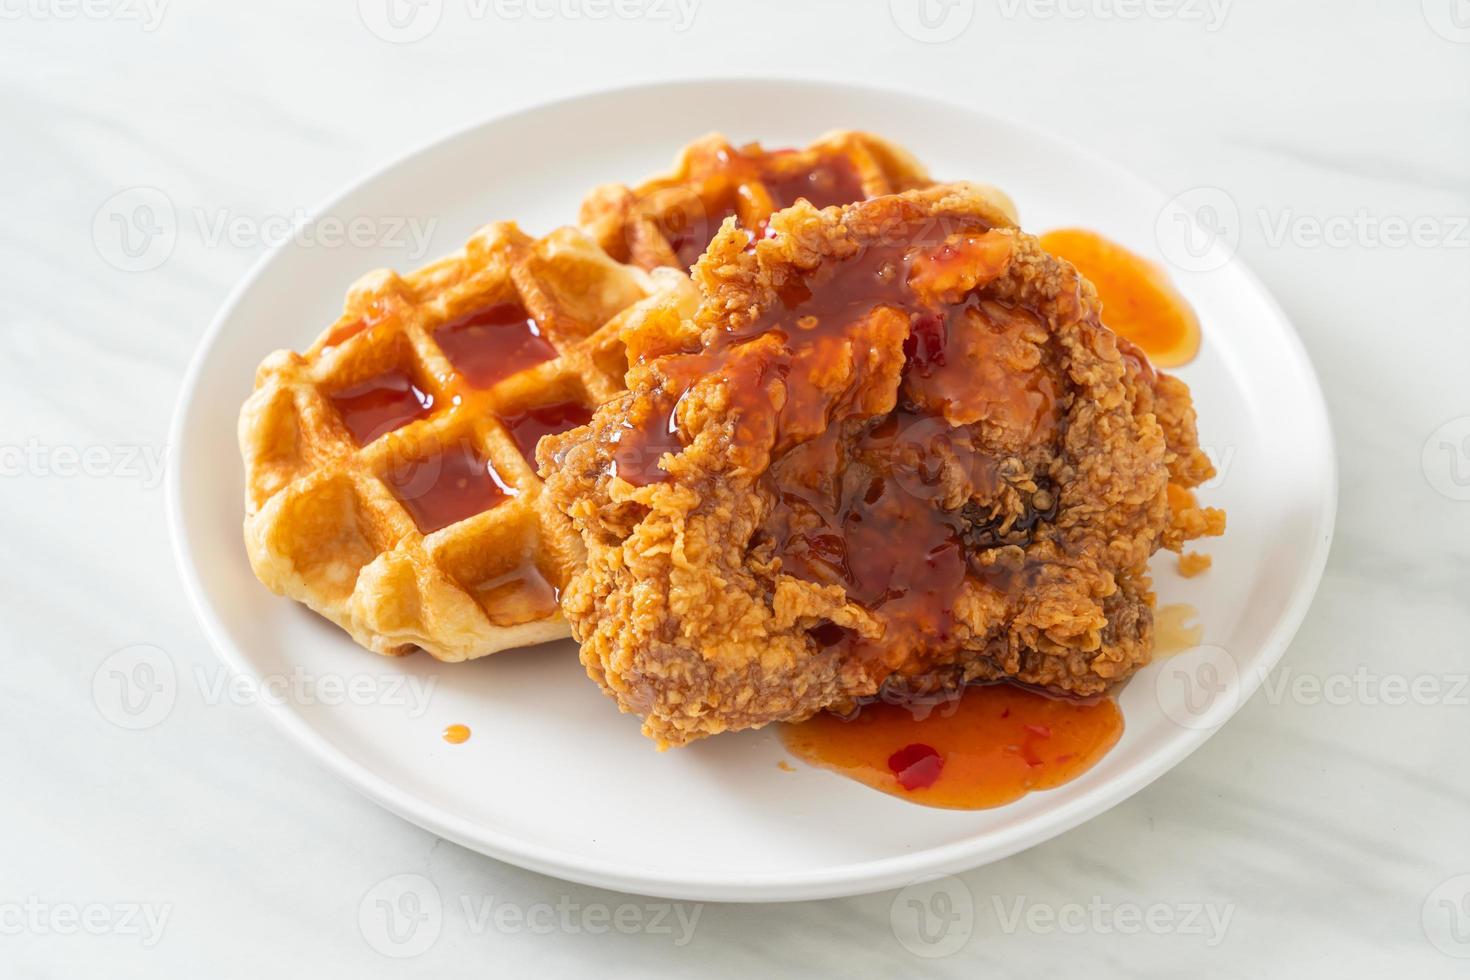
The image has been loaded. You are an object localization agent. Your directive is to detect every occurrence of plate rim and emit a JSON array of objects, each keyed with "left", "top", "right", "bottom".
[{"left": 166, "top": 75, "right": 1338, "bottom": 902}]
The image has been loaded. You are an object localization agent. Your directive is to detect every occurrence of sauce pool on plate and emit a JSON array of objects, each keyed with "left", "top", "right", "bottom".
[
  {"left": 1039, "top": 228, "right": 1201, "bottom": 368},
  {"left": 1154, "top": 602, "right": 1203, "bottom": 658},
  {"left": 781, "top": 684, "right": 1123, "bottom": 809}
]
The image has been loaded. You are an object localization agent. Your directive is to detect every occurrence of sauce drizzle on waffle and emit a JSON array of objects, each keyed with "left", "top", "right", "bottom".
[
  {"left": 435, "top": 301, "right": 557, "bottom": 389},
  {"left": 502, "top": 401, "right": 594, "bottom": 468},
  {"left": 329, "top": 369, "right": 435, "bottom": 445},
  {"left": 242, "top": 131, "right": 933, "bottom": 662},
  {"left": 579, "top": 131, "right": 933, "bottom": 271},
  {"left": 385, "top": 441, "right": 517, "bottom": 535},
  {"left": 239, "top": 222, "right": 697, "bottom": 659}
]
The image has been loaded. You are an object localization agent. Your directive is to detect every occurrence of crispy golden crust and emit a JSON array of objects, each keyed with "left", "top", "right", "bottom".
[{"left": 541, "top": 184, "right": 1224, "bottom": 746}]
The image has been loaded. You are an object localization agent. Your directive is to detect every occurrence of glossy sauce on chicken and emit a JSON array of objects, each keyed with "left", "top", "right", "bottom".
[{"left": 610, "top": 221, "right": 1062, "bottom": 676}]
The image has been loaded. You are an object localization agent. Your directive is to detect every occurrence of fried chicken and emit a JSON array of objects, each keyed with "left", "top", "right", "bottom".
[{"left": 538, "top": 184, "right": 1225, "bottom": 747}]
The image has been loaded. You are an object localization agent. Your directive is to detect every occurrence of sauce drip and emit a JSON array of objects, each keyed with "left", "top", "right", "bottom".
[
  {"left": 320, "top": 302, "right": 387, "bottom": 353},
  {"left": 1154, "top": 602, "right": 1203, "bottom": 658},
  {"left": 660, "top": 146, "right": 872, "bottom": 268},
  {"left": 384, "top": 441, "right": 516, "bottom": 534},
  {"left": 435, "top": 302, "right": 556, "bottom": 389},
  {"left": 782, "top": 684, "right": 1123, "bottom": 809},
  {"left": 764, "top": 154, "right": 865, "bottom": 212},
  {"left": 502, "top": 401, "right": 594, "bottom": 469},
  {"left": 665, "top": 192, "right": 738, "bottom": 270},
  {"left": 442, "top": 724, "right": 471, "bottom": 744},
  {"left": 473, "top": 563, "right": 560, "bottom": 626},
  {"left": 609, "top": 389, "right": 687, "bottom": 486},
  {"left": 1039, "top": 228, "right": 1201, "bottom": 367},
  {"left": 329, "top": 369, "right": 434, "bottom": 445}
]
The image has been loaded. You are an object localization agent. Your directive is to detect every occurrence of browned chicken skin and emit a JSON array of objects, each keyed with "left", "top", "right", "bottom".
[{"left": 539, "top": 184, "right": 1225, "bottom": 747}]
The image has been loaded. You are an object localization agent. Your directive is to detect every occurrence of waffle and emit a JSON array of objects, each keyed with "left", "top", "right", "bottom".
[
  {"left": 579, "top": 130, "right": 935, "bottom": 271},
  {"left": 239, "top": 222, "right": 697, "bottom": 660}
]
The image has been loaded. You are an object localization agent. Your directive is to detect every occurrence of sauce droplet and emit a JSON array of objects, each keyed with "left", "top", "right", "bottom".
[
  {"left": 782, "top": 684, "right": 1123, "bottom": 809},
  {"left": 442, "top": 724, "right": 470, "bottom": 744},
  {"left": 1154, "top": 602, "right": 1203, "bottom": 658},
  {"left": 1039, "top": 228, "right": 1201, "bottom": 367},
  {"left": 765, "top": 154, "right": 866, "bottom": 212}
]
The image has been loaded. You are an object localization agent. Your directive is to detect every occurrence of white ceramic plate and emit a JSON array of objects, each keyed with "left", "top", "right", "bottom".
[{"left": 168, "top": 79, "right": 1335, "bottom": 902}]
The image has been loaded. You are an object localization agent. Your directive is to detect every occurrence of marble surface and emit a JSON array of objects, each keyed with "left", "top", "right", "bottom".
[{"left": 3, "top": 1, "right": 1467, "bottom": 975}]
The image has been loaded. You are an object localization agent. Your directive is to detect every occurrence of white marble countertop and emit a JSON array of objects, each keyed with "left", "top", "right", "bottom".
[{"left": 4, "top": 1, "right": 1468, "bottom": 975}]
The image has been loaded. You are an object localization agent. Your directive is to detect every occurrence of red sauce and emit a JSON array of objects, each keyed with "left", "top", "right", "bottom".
[
  {"left": 765, "top": 154, "right": 865, "bottom": 211},
  {"left": 613, "top": 232, "right": 932, "bottom": 486},
  {"left": 435, "top": 302, "right": 556, "bottom": 389},
  {"left": 769, "top": 411, "right": 978, "bottom": 666},
  {"left": 659, "top": 146, "right": 872, "bottom": 269},
  {"left": 1039, "top": 228, "right": 1201, "bottom": 367},
  {"left": 665, "top": 191, "right": 738, "bottom": 271},
  {"left": 384, "top": 441, "right": 516, "bottom": 534},
  {"left": 329, "top": 369, "right": 435, "bottom": 445},
  {"left": 609, "top": 393, "right": 685, "bottom": 485},
  {"left": 502, "top": 401, "right": 594, "bottom": 469},
  {"left": 782, "top": 684, "right": 1123, "bottom": 809}
]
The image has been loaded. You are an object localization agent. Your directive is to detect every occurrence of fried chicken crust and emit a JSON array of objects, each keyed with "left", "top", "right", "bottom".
[{"left": 539, "top": 184, "right": 1225, "bottom": 747}]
